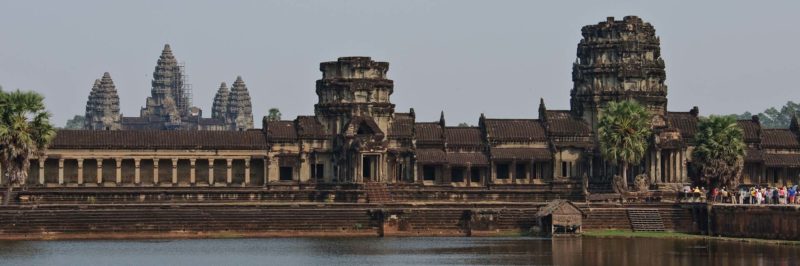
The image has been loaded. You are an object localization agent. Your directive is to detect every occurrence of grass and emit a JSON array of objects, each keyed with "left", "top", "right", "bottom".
[{"left": 583, "top": 229, "right": 800, "bottom": 246}]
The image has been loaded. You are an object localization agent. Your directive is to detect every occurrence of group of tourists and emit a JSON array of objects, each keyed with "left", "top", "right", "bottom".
[{"left": 682, "top": 185, "right": 800, "bottom": 205}]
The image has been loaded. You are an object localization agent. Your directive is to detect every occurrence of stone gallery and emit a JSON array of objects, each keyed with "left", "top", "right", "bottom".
[{"left": 12, "top": 16, "right": 800, "bottom": 191}]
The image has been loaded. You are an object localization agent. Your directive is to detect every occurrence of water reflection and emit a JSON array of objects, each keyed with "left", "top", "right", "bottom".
[{"left": 0, "top": 237, "right": 798, "bottom": 266}]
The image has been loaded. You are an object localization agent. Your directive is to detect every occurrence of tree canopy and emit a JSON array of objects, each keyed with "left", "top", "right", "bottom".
[
  {"left": 0, "top": 88, "right": 56, "bottom": 205},
  {"left": 64, "top": 115, "right": 85, "bottom": 129},
  {"left": 692, "top": 115, "right": 745, "bottom": 189},
  {"left": 734, "top": 101, "right": 799, "bottom": 128},
  {"left": 267, "top": 108, "right": 281, "bottom": 122},
  {"left": 597, "top": 100, "right": 652, "bottom": 192}
]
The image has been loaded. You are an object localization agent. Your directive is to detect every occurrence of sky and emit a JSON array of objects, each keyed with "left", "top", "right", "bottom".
[{"left": 0, "top": 0, "right": 798, "bottom": 126}]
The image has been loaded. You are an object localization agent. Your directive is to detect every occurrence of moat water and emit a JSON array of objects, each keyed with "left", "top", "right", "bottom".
[{"left": 0, "top": 237, "right": 797, "bottom": 265}]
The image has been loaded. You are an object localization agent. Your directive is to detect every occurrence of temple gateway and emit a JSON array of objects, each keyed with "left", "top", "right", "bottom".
[{"left": 10, "top": 16, "right": 800, "bottom": 191}]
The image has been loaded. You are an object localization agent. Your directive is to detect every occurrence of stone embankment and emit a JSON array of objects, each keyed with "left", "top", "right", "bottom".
[{"left": 709, "top": 204, "right": 800, "bottom": 240}]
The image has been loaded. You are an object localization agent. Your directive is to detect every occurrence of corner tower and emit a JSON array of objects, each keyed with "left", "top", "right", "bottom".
[
  {"left": 570, "top": 16, "right": 667, "bottom": 129},
  {"left": 84, "top": 72, "right": 121, "bottom": 130},
  {"left": 314, "top": 57, "right": 395, "bottom": 135}
]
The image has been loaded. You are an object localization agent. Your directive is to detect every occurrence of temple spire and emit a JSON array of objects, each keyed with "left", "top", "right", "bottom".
[
  {"left": 226, "top": 76, "right": 254, "bottom": 130},
  {"left": 211, "top": 82, "right": 229, "bottom": 120},
  {"left": 84, "top": 73, "right": 121, "bottom": 130}
]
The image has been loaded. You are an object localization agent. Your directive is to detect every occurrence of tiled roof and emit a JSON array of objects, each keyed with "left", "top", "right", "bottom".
[
  {"left": 266, "top": 121, "right": 297, "bottom": 141},
  {"left": 761, "top": 129, "right": 800, "bottom": 149},
  {"left": 295, "top": 116, "right": 326, "bottom": 139},
  {"left": 490, "top": 147, "right": 552, "bottom": 161},
  {"left": 745, "top": 147, "right": 763, "bottom": 162},
  {"left": 543, "top": 111, "right": 592, "bottom": 136},
  {"left": 415, "top": 123, "right": 443, "bottom": 143},
  {"left": 484, "top": 119, "right": 547, "bottom": 141},
  {"left": 416, "top": 148, "right": 447, "bottom": 164},
  {"left": 388, "top": 113, "right": 414, "bottom": 138},
  {"left": 764, "top": 153, "right": 800, "bottom": 167},
  {"left": 51, "top": 130, "right": 268, "bottom": 150},
  {"left": 445, "top": 127, "right": 483, "bottom": 147},
  {"left": 737, "top": 120, "right": 761, "bottom": 143},
  {"left": 447, "top": 152, "right": 489, "bottom": 166},
  {"left": 665, "top": 112, "right": 698, "bottom": 139}
]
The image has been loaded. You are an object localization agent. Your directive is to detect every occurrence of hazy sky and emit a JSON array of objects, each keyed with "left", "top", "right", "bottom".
[{"left": 1, "top": 0, "right": 798, "bottom": 126}]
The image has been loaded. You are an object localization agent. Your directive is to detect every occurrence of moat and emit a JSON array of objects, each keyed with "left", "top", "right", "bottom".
[{"left": 0, "top": 237, "right": 797, "bottom": 266}]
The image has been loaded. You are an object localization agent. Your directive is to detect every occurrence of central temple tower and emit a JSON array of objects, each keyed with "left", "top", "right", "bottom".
[{"left": 570, "top": 16, "right": 668, "bottom": 130}]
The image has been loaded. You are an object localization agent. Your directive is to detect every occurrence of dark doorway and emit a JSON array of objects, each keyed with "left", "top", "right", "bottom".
[
  {"left": 423, "top": 165, "right": 436, "bottom": 181},
  {"left": 279, "top": 166, "right": 293, "bottom": 181},
  {"left": 451, "top": 167, "right": 464, "bottom": 182},
  {"left": 362, "top": 155, "right": 378, "bottom": 181},
  {"left": 471, "top": 168, "right": 481, "bottom": 183}
]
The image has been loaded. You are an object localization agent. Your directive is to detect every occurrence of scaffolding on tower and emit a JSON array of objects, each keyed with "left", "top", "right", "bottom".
[{"left": 178, "top": 62, "right": 194, "bottom": 117}]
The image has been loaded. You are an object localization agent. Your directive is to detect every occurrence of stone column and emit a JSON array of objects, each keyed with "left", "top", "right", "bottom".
[
  {"left": 115, "top": 158, "right": 122, "bottom": 185},
  {"left": 510, "top": 160, "right": 517, "bottom": 184},
  {"left": 672, "top": 151, "right": 678, "bottom": 183},
  {"left": 58, "top": 159, "right": 64, "bottom": 185},
  {"left": 38, "top": 158, "right": 45, "bottom": 185},
  {"left": 655, "top": 150, "right": 661, "bottom": 183},
  {"left": 77, "top": 159, "right": 84, "bottom": 185},
  {"left": 134, "top": 159, "right": 141, "bottom": 184},
  {"left": 190, "top": 159, "right": 196, "bottom": 185},
  {"left": 244, "top": 159, "right": 251, "bottom": 185},
  {"left": 489, "top": 161, "right": 496, "bottom": 185},
  {"left": 226, "top": 159, "right": 233, "bottom": 185},
  {"left": 466, "top": 164, "right": 472, "bottom": 187},
  {"left": 264, "top": 157, "right": 270, "bottom": 186},
  {"left": 96, "top": 159, "right": 103, "bottom": 184},
  {"left": 680, "top": 151, "right": 687, "bottom": 182},
  {"left": 153, "top": 159, "right": 159, "bottom": 184},
  {"left": 171, "top": 158, "right": 178, "bottom": 185},
  {"left": 208, "top": 159, "right": 215, "bottom": 185}
]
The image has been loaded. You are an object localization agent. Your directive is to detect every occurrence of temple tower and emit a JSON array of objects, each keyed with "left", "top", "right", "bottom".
[
  {"left": 140, "top": 44, "right": 191, "bottom": 123},
  {"left": 314, "top": 57, "right": 395, "bottom": 135},
  {"left": 570, "top": 16, "right": 667, "bottom": 130},
  {"left": 226, "top": 76, "right": 254, "bottom": 130},
  {"left": 84, "top": 72, "right": 121, "bottom": 130},
  {"left": 211, "top": 82, "right": 229, "bottom": 120}
]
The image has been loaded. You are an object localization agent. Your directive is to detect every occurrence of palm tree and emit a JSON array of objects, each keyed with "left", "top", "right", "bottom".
[
  {"left": 691, "top": 115, "right": 745, "bottom": 189},
  {"left": 597, "top": 100, "right": 652, "bottom": 192},
  {"left": 0, "top": 89, "right": 56, "bottom": 205}
]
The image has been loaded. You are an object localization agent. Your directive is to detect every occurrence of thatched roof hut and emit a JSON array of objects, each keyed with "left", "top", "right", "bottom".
[{"left": 536, "top": 200, "right": 584, "bottom": 236}]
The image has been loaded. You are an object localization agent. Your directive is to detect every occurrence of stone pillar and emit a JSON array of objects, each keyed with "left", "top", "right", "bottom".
[
  {"left": 77, "top": 159, "right": 84, "bottom": 185},
  {"left": 190, "top": 159, "right": 196, "bottom": 185},
  {"left": 510, "top": 160, "right": 517, "bottom": 184},
  {"left": 244, "top": 159, "right": 251, "bottom": 185},
  {"left": 58, "top": 159, "right": 64, "bottom": 185},
  {"left": 153, "top": 159, "right": 159, "bottom": 184},
  {"left": 226, "top": 159, "right": 233, "bottom": 185},
  {"left": 171, "top": 158, "right": 178, "bottom": 185},
  {"left": 672, "top": 151, "right": 678, "bottom": 183},
  {"left": 680, "top": 151, "right": 687, "bottom": 182},
  {"left": 115, "top": 158, "right": 122, "bottom": 185},
  {"left": 466, "top": 164, "right": 472, "bottom": 187},
  {"left": 655, "top": 150, "right": 661, "bottom": 183},
  {"left": 489, "top": 161, "right": 496, "bottom": 185},
  {"left": 134, "top": 159, "right": 141, "bottom": 184},
  {"left": 38, "top": 158, "right": 45, "bottom": 185},
  {"left": 208, "top": 159, "right": 215, "bottom": 185},
  {"left": 96, "top": 159, "right": 103, "bottom": 184},
  {"left": 264, "top": 157, "right": 270, "bottom": 186}
]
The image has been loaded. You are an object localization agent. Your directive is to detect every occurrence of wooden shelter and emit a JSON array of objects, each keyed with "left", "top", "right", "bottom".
[{"left": 536, "top": 200, "right": 584, "bottom": 236}]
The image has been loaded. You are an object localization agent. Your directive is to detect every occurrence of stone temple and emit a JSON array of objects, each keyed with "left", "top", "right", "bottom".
[
  {"left": 84, "top": 44, "right": 254, "bottom": 131},
  {"left": 11, "top": 16, "right": 799, "bottom": 192}
]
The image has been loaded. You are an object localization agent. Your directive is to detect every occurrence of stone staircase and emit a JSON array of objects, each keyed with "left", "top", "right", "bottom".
[
  {"left": 627, "top": 208, "right": 666, "bottom": 232},
  {"left": 364, "top": 182, "right": 392, "bottom": 203}
]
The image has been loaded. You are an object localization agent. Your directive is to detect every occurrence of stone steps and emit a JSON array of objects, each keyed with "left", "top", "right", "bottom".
[{"left": 628, "top": 209, "right": 666, "bottom": 232}]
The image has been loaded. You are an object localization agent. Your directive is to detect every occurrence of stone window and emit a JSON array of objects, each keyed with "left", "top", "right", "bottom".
[
  {"left": 515, "top": 163, "right": 526, "bottom": 180},
  {"left": 561, "top": 161, "right": 572, "bottom": 178},
  {"left": 423, "top": 165, "right": 436, "bottom": 181},
  {"left": 279, "top": 166, "right": 293, "bottom": 181},
  {"left": 311, "top": 164, "right": 324, "bottom": 181},
  {"left": 496, "top": 164, "right": 509, "bottom": 179},
  {"left": 450, "top": 167, "right": 464, "bottom": 183},
  {"left": 471, "top": 168, "right": 481, "bottom": 183}
]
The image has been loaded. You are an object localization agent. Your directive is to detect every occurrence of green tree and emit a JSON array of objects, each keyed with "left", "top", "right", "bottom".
[
  {"left": 597, "top": 100, "right": 652, "bottom": 192},
  {"left": 64, "top": 115, "right": 85, "bottom": 129},
  {"left": 691, "top": 115, "right": 745, "bottom": 189},
  {"left": 0, "top": 89, "right": 56, "bottom": 205},
  {"left": 267, "top": 108, "right": 281, "bottom": 122},
  {"left": 457, "top": 122, "right": 470, "bottom": 127},
  {"left": 735, "top": 101, "right": 799, "bottom": 128}
]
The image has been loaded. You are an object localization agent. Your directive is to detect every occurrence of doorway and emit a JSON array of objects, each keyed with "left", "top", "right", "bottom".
[{"left": 362, "top": 155, "right": 379, "bottom": 181}]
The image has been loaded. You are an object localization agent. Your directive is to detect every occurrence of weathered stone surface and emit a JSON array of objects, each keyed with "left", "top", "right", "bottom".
[
  {"left": 84, "top": 72, "right": 121, "bottom": 130},
  {"left": 211, "top": 82, "right": 229, "bottom": 120},
  {"left": 226, "top": 76, "right": 254, "bottom": 130}
]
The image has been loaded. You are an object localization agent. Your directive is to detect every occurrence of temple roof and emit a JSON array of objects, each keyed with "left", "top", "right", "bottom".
[
  {"left": 665, "top": 112, "right": 698, "bottom": 139},
  {"left": 761, "top": 129, "right": 800, "bottom": 149},
  {"left": 388, "top": 113, "right": 414, "bottom": 138},
  {"left": 51, "top": 130, "right": 267, "bottom": 150},
  {"left": 543, "top": 111, "right": 592, "bottom": 137},
  {"left": 490, "top": 147, "right": 552, "bottom": 161},
  {"left": 447, "top": 152, "right": 489, "bottom": 166},
  {"left": 445, "top": 127, "right": 483, "bottom": 147},
  {"left": 737, "top": 119, "right": 761, "bottom": 143},
  {"left": 764, "top": 153, "right": 800, "bottom": 167},
  {"left": 415, "top": 123, "right": 444, "bottom": 144},
  {"left": 416, "top": 148, "right": 447, "bottom": 164},
  {"left": 295, "top": 116, "right": 326, "bottom": 139},
  {"left": 266, "top": 121, "right": 297, "bottom": 141},
  {"left": 483, "top": 119, "right": 547, "bottom": 141}
]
